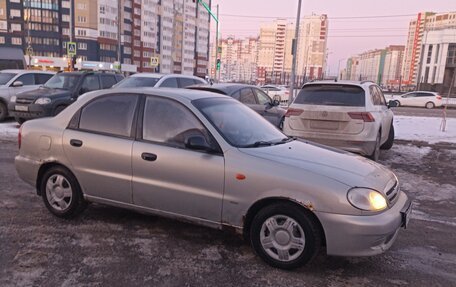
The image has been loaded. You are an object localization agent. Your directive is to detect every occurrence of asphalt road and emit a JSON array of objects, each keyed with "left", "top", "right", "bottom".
[
  {"left": 0, "top": 137, "right": 455, "bottom": 287},
  {"left": 391, "top": 106, "right": 456, "bottom": 118}
]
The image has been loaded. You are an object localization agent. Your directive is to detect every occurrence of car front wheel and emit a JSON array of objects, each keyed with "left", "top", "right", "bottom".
[
  {"left": 425, "top": 102, "right": 435, "bottom": 109},
  {"left": 40, "top": 166, "right": 87, "bottom": 218},
  {"left": 250, "top": 202, "right": 322, "bottom": 269}
]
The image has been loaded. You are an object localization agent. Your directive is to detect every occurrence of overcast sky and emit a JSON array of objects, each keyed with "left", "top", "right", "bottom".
[{"left": 210, "top": 0, "right": 455, "bottom": 76}]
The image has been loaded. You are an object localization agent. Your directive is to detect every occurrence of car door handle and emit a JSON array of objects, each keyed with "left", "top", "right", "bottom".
[
  {"left": 141, "top": 153, "right": 157, "bottom": 162},
  {"left": 70, "top": 139, "right": 83, "bottom": 147}
]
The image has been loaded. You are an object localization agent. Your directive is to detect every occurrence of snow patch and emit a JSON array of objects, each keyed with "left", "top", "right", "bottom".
[
  {"left": 394, "top": 116, "right": 456, "bottom": 144},
  {"left": 0, "top": 121, "right": 19, "bottom": 138}
]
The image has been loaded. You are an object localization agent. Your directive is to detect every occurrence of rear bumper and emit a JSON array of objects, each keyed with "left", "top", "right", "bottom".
[
  {"left": 315, "top": 191, "right": 411, "bottom": 257},
  {"left": 15, "top": 155, "right": 41, "bottom": 189}
]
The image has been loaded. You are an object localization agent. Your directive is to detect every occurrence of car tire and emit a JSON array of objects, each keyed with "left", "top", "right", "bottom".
[
  {"left": 425, "top": 102, "right": 435, "bottom": 109},
  {"left": 53, "top": 105, "right": 67, "bottom": 116},
  {"left": 15, "top": 117, "right": 26, "bottom": 125},
  {"left": 40, "top": 166, "right": 87, "bottom": 219},
  {"left": 380, "top": 124, "right": 394, "bottom": 150},
  {"left": 250, "top": 202, "right": 321, "bottom": 270},
  {"left": 368, "top": 131, "right": 381, "bottom": 161},
  {"left": 394, "top": 100, "right": 401, "bottom": 107},
  {"left": 0, "top": 101, "right": 7, "bottom": 122}
]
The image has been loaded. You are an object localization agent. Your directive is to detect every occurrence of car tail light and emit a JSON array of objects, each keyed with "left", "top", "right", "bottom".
[
  {"left": 348, "top": 112, "right": 375, "bottom": 122},
  {"left": 18, "top": 125, "right": 22, "bottom": 149},
  {"left": 436, "top": 95, "right": 442, "bottom": 100},
  {"left": 285, "top": 108, "right": 303, "bottom": 117}
]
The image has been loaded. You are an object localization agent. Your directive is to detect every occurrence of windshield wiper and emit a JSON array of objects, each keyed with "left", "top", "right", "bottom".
[{"left": 244, "top": 141, "right": 275, "bottom": 148}]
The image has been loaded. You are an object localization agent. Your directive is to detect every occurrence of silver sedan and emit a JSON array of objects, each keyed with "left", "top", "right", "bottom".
[{"left": 15, "top": 88, "right": 411, "bottom": 269}]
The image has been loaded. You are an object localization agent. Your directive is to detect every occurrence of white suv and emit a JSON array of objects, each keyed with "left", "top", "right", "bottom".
[
  {"left": 114, "top": 73, "right": 207, "bottom": 89},
  {"left": 283, "top": 81, "right": 396, "bottom": 161}
]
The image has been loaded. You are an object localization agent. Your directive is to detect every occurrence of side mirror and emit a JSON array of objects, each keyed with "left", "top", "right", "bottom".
[
  {"left": 12, "top": 81, "right": 23, "bottom": 87},
  {"left": 388, "top": 100, "right": 398, "bottom": 108},
  {"left": 185, "top": 135, "right": 213, "bottom": 152}
]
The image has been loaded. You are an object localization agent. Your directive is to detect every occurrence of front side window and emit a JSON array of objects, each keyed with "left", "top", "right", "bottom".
[
  {"left": 253, "top": 88, "right": 271, "bottom": 105},
  {"left": 44, "top": 74, "right": 80, "bottom": 90},
  {"left": 78, "top": 94, "right": 138, "bottom": 137},
  {"left": 295, "top": 84, "right": 366, "bottom": 107},
  {"left": 143, "top": 97, "right": 212, "bottom": 149},
  {"left": 15, "top": 74, "right": 35, "bottom": 86},
  {"left": 239, "top": 88, "right": 257, "bottom": 104}
]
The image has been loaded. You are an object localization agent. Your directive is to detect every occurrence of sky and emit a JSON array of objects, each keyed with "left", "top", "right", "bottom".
[{"left": 210, "top": 0, "right": 456, "bottom": 76}]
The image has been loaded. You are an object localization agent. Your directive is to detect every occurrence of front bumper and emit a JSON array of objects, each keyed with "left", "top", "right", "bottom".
[
  {"left": 8, "top": 102, "right": 53, "bottom": 120},
  {"left": 315, "top": 191, "right": 411, "bottom": 257}
]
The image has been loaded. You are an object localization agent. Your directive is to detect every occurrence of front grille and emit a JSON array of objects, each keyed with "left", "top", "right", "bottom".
[
  {"left": 386, "top": 180, "right": 399, "bottom": 205},
  {"left": 16, "top": 98, "right": 34, "bottom": 104}
]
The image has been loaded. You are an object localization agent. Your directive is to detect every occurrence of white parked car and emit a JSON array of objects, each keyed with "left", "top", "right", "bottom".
[
  {"left": 114, "top": 73, "right": 207, "bottom": 89},
  {"left": 261, "top": 85, "right": 290, "bottom": 103},
  {"left": 0, "top": 70, "right": 55, "bottom": 121},
  {"left": 392, "top": 91, "right": 443, "bottom": 109},
  {"left": 283, "top": 81, "right": 396, "bottom": 161}
]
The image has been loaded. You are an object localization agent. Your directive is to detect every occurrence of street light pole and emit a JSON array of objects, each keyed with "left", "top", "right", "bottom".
[{"left": 288, "top": 0, "right": 302, "bottom": 105}]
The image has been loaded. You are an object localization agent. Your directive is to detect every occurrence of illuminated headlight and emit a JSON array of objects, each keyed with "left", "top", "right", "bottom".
[
  {"left": 10, "top": 96, "right": 16, "bottom": 103},
  {"left": 35, "top": 97, "right": 51, "bottom": 105},
  {"left": 347, "top": 188, "right": 387, "bottom": 211}
]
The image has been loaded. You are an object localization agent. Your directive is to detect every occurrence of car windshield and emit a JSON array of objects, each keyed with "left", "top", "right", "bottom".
[
  {"left": 193, "top": 97, "right": 289, "bottom": 148},
  {"left": 295, "top": 84, "right": 365, "bottom": 107},
  {"left": 0, "top": 73, "right": 17, "bottom": 85},
  {"left": 44, "top": 74, "right": 80, "bottom": 90},
  {"left": 115, "top": 76, "right": 161, "bottom": 88}
]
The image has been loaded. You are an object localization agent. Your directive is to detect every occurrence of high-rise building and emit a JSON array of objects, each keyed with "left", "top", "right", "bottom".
[
  {"left": 402, "top": 11, "right": 456, "bottom": 86},
  {"left": 0, "top": 0, "right": 212, "bottom": 76},
  {"left": 218, "top": 36, "right": 258, "bottom": 83}
]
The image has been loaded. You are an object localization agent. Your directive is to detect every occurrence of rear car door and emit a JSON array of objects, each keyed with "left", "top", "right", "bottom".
[
  {"left": 132, "top": 96, "right": 224, "bottom": 223},
  {"left": 62, "top": 94, "right": 139, "bottom": 203},
  {"left": 239, "top": 88, "right": 263, "bottom": 114},
  {"left": 401, "top": 92, "right": 417, "bottom": 106}
]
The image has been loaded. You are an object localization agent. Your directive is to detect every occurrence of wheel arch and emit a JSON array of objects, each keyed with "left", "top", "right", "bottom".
[
  {"left": 36, "top": 161, "right": 76, "bottom": 196},
  {"left": 242, "top": 197, "right": 326, "bottom": 247}
]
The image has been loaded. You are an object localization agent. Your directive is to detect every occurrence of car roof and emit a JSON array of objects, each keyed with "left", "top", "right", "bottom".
[
  {"left": 303, "top": 80, "right": 376, "bottom": 88},
  {"left": 187, "top": 83, "right": 254, "bottom": 95},
  {"left": 130, "top": 73, "right": 203, "bottom": 80},
  {"left": 109, "top": 87, "right": 230, "bottom": 101},
  {"left": 0, "top": 69, "right": 54, "bottom": 74}
]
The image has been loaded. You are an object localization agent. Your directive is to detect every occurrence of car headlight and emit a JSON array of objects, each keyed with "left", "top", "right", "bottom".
[
  {"left": 10, "top": 96, "right": 16, "bottom": 103},
  {"left": 347, "top": 188, "right": 387, "bottom": 211},
  {"left": 35, "top": 97, "right": 51, "bottom": 105}
]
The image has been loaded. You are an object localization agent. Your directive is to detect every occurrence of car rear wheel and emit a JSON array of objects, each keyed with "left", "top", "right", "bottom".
[
  {"left": 381, "top": 124, "right": 394, "bottom": 150},
  {"left": 250, "top": 202, "right": 321, "bottom": 269},
  {"left": 425, "top": 102, "right": 435, "bottom": 109},
  {"left": 0, "top": 102, "right": 7, "bottom": 122},
  {"left": 368, "top": 131, "right": 381, "bottom": 161},
  {"left": 40, "top": 166, "right": 87, "bottom": 218}
]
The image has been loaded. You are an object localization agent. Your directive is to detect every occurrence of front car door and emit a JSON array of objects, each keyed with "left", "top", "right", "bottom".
[
  {"left": 132, "top": 95, "right": 225, "bottom": 224},
  {"left": 8, "top": 73, "right": 37, "bottom": 97},
  {"left": 62, "top": 93, "right": 139, "bottom": 203},
  {"left": 252, "top": 87, "right": 281, "bottom": 126}
]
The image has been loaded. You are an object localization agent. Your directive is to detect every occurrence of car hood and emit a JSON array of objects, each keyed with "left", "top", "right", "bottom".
[
  {"left": 239, "top": 139, "right": 395, "bottom": 192},
  {"left": 16, "top": 87, "right": 71, "bottom": 99}
]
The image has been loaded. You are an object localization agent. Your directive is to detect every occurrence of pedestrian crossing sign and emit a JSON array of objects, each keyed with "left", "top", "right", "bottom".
[
  {"left": 67, "top": 42, "right": 77, "bottom": 57},
  {"left": 150, "top": 57, "right": 159, "bottom": 67}
]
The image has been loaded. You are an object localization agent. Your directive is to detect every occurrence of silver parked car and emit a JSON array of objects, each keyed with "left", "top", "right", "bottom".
[
  {"left": 0, "top": 70, "right": 55, "bottom": 121},
  {"left": 16, "top": 88, "right": 411, "bottom": 269},
  {"left": 283, "top": 81, "right": 396, "bottom": 161}
]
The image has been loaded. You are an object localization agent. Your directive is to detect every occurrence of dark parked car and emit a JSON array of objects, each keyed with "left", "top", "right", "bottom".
[
  {"left": 9, "top": 71, "right": 123, "bottom": 123},
  {"left": 187, "top": 84, "right": 287, "bottom": 129}
]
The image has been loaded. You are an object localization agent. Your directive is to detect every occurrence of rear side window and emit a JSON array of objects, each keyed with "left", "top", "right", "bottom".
[
  {"left": 160, "top": 78, "right": 178, "bottom": 88},
  {"left": 178, "top": 77, "right": 196, "bottom": 88},
  {"left": 81, "top": 75, "right": 101, "bottom": 92},
  {"left": 79, "top": 94, "right": 138, "bottom": 137},
  {"left": 35, "top": 73, "right": 53, "bottom": 85},
  {"left": 239, "top": 88, "right": 257, "bottom": 104},
  {"left": 295, "top": 85, "right": 366, "bottom": 107},
  {"left": 101, "top": 75, "right": 117, "bottom": 89}
]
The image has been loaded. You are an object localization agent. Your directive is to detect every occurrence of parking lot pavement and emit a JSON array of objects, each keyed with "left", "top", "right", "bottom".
[{"left": 1, "top": 137, "right": 455, "bottom": 287}]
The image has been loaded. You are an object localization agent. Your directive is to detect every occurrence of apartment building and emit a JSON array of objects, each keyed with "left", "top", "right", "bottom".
[
  {"left": 345, "top": 45, "right": 405, "bottom": 87},
  {"left": 0, "top": 0, "right": 211, "bottom": 75},
  {"left": 402, "top": 11, "right": 456, "bottom": 85},
  {"left": 218, "top": 36, "right": 258, "bottom": 83}
]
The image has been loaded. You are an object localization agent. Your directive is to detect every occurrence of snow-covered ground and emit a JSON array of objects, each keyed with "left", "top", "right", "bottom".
[{"left": 1, "top": 116, "right": 455, "bottom": 144}]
